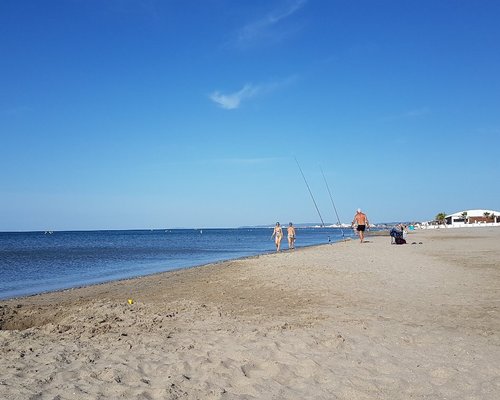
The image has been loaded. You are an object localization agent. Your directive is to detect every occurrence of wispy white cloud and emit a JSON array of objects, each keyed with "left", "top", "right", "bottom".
[
  {"left": 164, "top": 157, "right": 287, "bottom": 168},
  {"left": 210, "top": 76, "right": 297, "bottom": 110},
  {"left": 210, "top": 84, "right": 260, "bottom": 110},
  {"left": 381, "top": 107, "right": 431, "bottom": 121},
  {"left": 2, "top": 106, "right": 32, "bottom": 115},
  {"left": 233, "top": 0, "right": 307, "bottom": 48},
  {"left": 102, "top": 0, "right": 159, "bottom": 17},
  {"left": 214, "top": 157, "right": 287, "bottom": 165}
]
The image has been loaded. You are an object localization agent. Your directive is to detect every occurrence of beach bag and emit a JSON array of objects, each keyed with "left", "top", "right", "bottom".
[{"left": 395, "top": 237, "right": 406, "bottom": 245}]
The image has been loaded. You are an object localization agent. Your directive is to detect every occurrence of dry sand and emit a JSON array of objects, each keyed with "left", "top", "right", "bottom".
[{"left": 1, "top": 227, "right": 499, "bottom": 399}]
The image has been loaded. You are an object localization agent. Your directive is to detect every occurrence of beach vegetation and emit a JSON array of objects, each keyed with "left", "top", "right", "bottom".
[{"left": 435, "top": 212, "right": 447, "bottom": 225}]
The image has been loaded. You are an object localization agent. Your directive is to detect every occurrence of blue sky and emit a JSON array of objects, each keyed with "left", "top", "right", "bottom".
[{"left": 1, "top": 0, "right": 499, "bottom": 230}]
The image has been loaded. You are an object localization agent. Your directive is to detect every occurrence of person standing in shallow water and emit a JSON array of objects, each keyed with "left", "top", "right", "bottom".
[
  {"left": 352, "top": 208, "right": 370, "bottom": 243},
  {"left": 271, "top": 222, "right": 283, "bottom": 252},
  {"left": 287, "top": 222, "right": 296, "bottom": 250}
]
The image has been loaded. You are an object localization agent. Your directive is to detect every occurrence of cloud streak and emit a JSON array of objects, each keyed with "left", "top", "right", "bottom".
[
  {"left": 381, "top": 107, "right": 431, "bottom": 121},
  {"left": 210, "top": 76, "right": 297, "bottom": 110},
  {"left": 234, "top": 0, "right": 307, "bottom": 48},
  {"left": 214, "top": 157, "right": 287, "bottom": 165},
  {"left": 210, "top": 84, "right": 260, "bottom": 110},
  {"left": 2, "top": 106, "right": 32, "bottom": 115}
]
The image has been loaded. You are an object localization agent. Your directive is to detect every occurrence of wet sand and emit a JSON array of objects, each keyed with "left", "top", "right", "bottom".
[{"left": 1, "top": 227, "right": 499, "bottom": 399}]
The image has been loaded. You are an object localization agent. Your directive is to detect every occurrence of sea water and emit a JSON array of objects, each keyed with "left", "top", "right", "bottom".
[{"left": 0, "top": 228, "right": 355, "bottom": 300}]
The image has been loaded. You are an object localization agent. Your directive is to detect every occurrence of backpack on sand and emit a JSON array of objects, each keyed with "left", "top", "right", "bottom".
[{"left": 395, "top": 237, "right": 406, "bottom": 245}]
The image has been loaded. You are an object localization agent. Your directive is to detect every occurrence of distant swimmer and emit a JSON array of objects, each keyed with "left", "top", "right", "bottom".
[
  {"left": 351, "top": 208, "right": 370, "bottom": 243},
  {"left": 271, "top": 222, "right": 283, "bottom": 252},
  {"left": 287, "top": 222, "right": 296, "bottom": 250}
]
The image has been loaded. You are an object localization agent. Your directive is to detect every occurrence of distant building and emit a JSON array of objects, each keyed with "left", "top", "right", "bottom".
[{"left": 445, "top": 209, "right": 500, "bottom": 227}]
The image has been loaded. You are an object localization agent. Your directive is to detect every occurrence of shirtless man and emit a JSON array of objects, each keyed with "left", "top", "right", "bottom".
[{"left": 352, "top": 208, "right": 369, "bottom": 243}]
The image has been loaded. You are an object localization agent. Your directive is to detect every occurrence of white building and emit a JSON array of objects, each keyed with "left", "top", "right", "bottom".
[{"left": 445, "top": 209, "right": 500, "bottom": 227}]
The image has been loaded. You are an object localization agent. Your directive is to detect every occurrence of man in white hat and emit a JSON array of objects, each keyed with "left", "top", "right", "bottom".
[{"left": 352, "top": 208, "right": 369, "bottom": 243}]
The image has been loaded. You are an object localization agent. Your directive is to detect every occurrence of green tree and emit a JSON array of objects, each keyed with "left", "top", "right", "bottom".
[
  {"left": 483, "top": 211, "right": 491, "bottom": 220},
  {"left": 435, "top": 212, "right": 447, "bottom": 225},
  {"left": 461, "top": 211, "right": 468, "bottom": 223}
]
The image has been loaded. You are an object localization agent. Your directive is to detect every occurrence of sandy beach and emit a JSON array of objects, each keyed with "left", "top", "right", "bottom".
[{"left": 1, "top": 227, "right": 499, "bottom": 399}]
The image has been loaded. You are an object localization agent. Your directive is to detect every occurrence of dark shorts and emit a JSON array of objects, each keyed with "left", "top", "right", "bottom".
[{"left": 356, "top": 225, "right": 366, "bottom": 232}]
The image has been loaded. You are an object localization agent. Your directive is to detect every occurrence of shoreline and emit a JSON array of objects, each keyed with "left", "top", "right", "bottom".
[
  {"left": 1, "top": 228, "right": 354, "bottom": 302},
  {"left": 0, "top": 237, "right": 350, "bottom": 303},
  {"left": 0, "top": 237, "right": 353, "bottom": 308},
  {"left": 1, "top": 227, "right": 499, "bottom": 399}
]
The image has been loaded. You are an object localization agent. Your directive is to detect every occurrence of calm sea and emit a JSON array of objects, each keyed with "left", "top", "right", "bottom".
[{"left": 0, "top": 228, "right": 355, "bottom": 300}]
